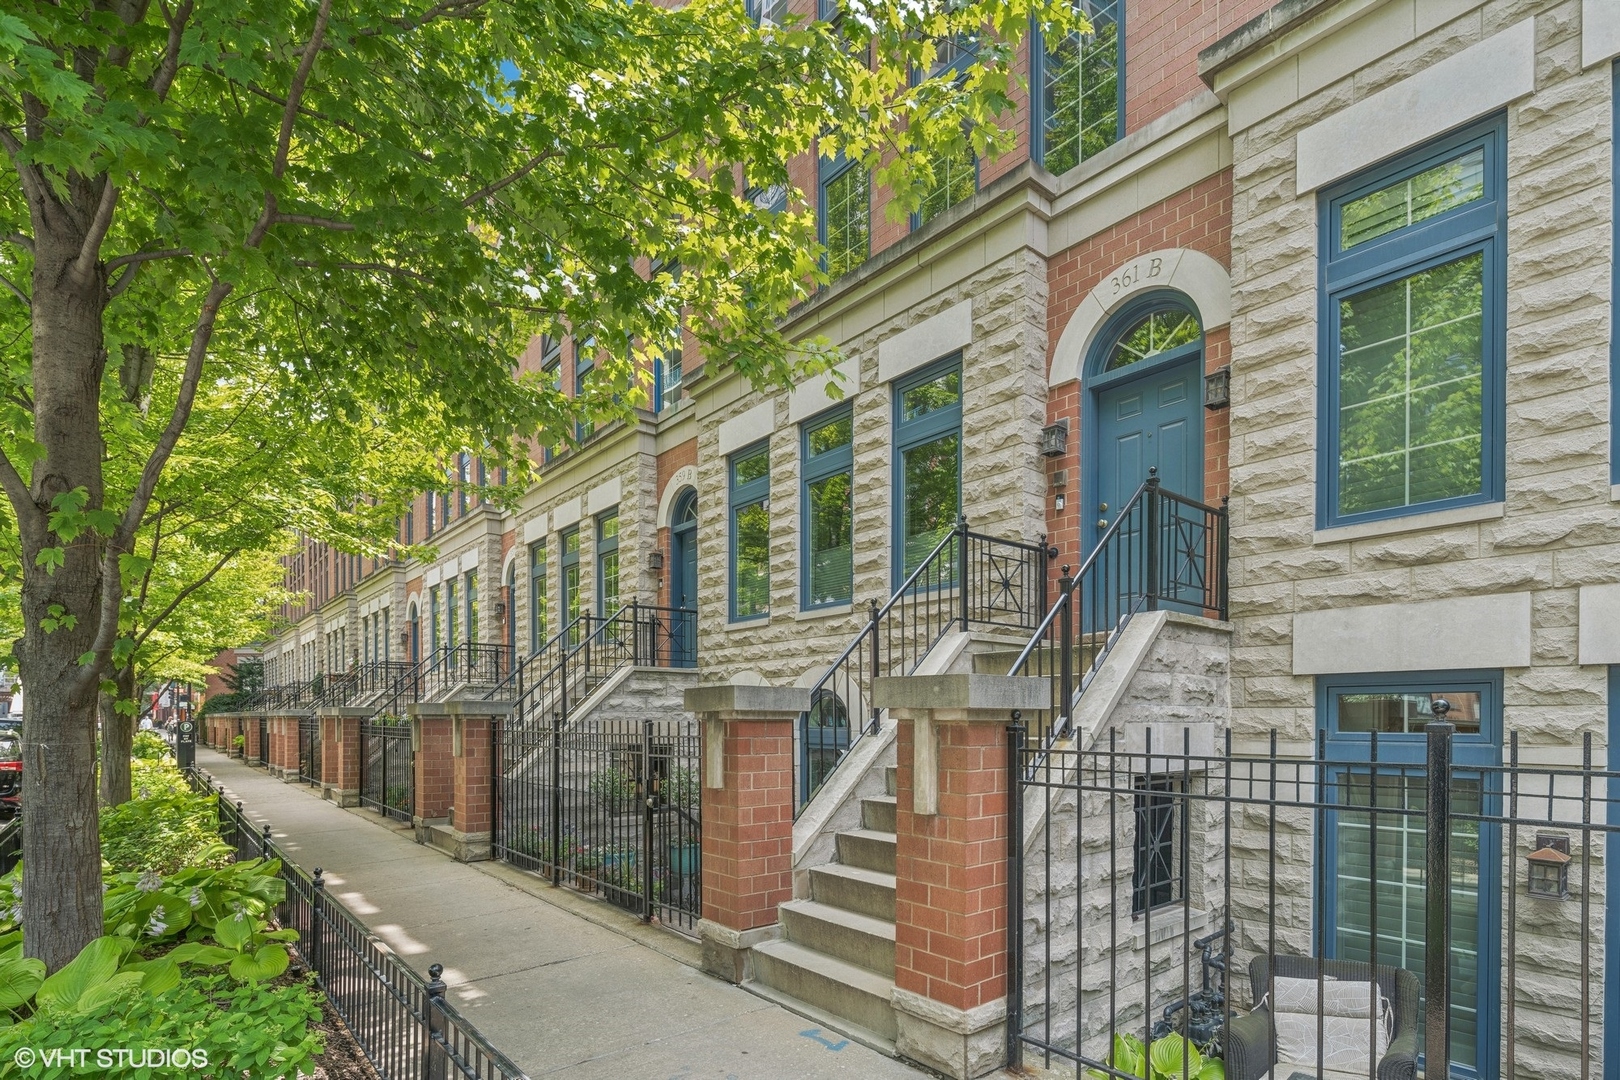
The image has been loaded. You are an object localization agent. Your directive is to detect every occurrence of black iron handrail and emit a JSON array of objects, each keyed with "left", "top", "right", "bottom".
[
  {"left": 186, "top": 769, "right": 528, "bottom": 1079},
  {"left": 1006, "top": 469, "right": 1228, "bottom": 769},
  {"left": 796, "top": 515, "right": 1053, "bottom": 813}
]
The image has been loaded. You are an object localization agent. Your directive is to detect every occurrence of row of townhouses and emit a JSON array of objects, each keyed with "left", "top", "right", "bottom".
[{"left": 215, "top": 1, "right": 1620, "bottom": 1076}]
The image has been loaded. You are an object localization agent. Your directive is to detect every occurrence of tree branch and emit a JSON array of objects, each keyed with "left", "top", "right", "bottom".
[
  {"left": 0, "top": 271, "right": 27, "bottom": 308},
  {"left": 274, "top": 214, "right": 354, "bottom": 231},
  {"left": 2, "top": 233, "right": 31, "bottom": 254},
  {"left": 461, "top": 149, "right": 563, "bottom": 207},
  {"left": 289, "top": 258, "right": 431, "bottom": 283},
  {"left": 148, "top": 1, "right": 194, "bottom": 103},
  {"left": 275, "top": 0, "right": 333, "bottom": 182},
  {"left": 106, "top": 248, "right": 191, "bottom": 298},
  {"left": 135, "top": 549, "right": 243, "bottom": 650},
  {"left": 72, "top": 181, "right": 120, "bottom": 282}
]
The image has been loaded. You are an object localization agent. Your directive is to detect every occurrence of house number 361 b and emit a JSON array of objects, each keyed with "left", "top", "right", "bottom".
[{"left": 1110, "top": 257, "right": 1164, "bottom": 295}]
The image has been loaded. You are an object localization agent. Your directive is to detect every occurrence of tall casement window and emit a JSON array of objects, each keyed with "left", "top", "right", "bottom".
[
  {"left": 541, "top": 337, "right": 562, "bottom": 463},
  {"left": 650, "top": 259, "right": 683, "bottom": 412},
  {"left": 1319, "top": 672, "right": 1502, "bottom": 1077},
  {"left": 381, "top": 608, "right": 390, "bottom": 662},
  {"left": 457, "top": 453, "right": 471, "bottom": 515},
  {"left": 424, "top": 493, "right": 436, "bottom": 538},
  {"left": 574, "top": 339, "right": 596, "bottom": 443},
  {"left": 802, "top": 408, "right": 854, "bottom": 608},
  {"left": 1319, "top": 117, "right": 1506, "bottom": 528},
  {"left": 1132, "top": 776, "right": 1186, "bottom": 915},
  {"left": 596, "top": 510, "right": 620, "bottom": 615},
  {"left": 528, "top": 540, "right": 547, "bottom": 654},
  {"left": 465, "top": 571, "right": 478, "bottom": 644},
  {"left": 893, "top": 357, "right": 962, "bottom": 582},
  {"left": 428, "top": 586, "right": 441, "bottom": 657},
  {"left": 747, "top": 0, "right": 788, "bottom": 25},
  {"left": 561, "top": 526, "right": 581, "bottom": 645},
  {"left": 1035, "top": 0, "right": 1122, "bottom": 176},
  {"left": 446, "top": 577, "right": 459, "bottom": 649},
  {"left": 729, "top": 442, "right": 771, "bottom": 621},
  {"left": 819, "top": 153, "right": 869, "bottom": 280},
  {"left": 915, "top": 38, "right": 978, "bottom": 228}
]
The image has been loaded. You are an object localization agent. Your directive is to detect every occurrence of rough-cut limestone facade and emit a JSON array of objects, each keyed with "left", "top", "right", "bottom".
[
  {"left": 1219, "top": 1, "right": 1610, "bottom": 1073},
  {"left": 695, "top": 248, "right": 1051, "bottom": 687},
  {"left": 506, "top": 426, "right": 659, "bottom": 660},
  {"left": 1018, "top": 617, "right": 1234, "bottom": 1060}
]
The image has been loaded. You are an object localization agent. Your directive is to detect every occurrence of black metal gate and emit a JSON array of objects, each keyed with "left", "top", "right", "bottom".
[
  {"left": 298, "top": 714, "right": 321, "bottom": 786},
  {"left": 1007, "top": 720, "right": 1618, "bottom": 1080},
  {"left": 495, "top": 711, "right": 701, "bottom": 933},
  {"left": 361, "top": 717, "right": 414, "bottom": 823}
]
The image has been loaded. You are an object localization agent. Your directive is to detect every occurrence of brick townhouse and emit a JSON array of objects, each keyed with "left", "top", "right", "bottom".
[{"left": 222, "top": 1, "right": 1620, "bottom": 1076}]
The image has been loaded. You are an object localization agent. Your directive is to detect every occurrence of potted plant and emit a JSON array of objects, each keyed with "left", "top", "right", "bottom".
[
  {"left": 573, "top": 848, "right": 602, "bottom": 889},
  {"left": 589, "top": 767, "right": 638, "bottom": 815}
]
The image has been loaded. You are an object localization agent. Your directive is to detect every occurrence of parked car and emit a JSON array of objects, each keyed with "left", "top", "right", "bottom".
[{"left": 0, "top": 727, "right": 20, "bottom": 819}]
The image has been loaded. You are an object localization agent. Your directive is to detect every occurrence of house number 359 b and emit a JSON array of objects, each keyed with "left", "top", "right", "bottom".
[{"left": 1110, "top": 257, "right": 1164, "bottom": 295}]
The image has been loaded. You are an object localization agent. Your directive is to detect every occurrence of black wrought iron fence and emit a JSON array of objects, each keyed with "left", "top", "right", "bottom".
[
  {"left": 298, "top": 714, "right": 322, "bottom": 786},
  {"left": 362, "top": 715, "right": 415, "bottom": 823},
  {"left": 495, "top": 712, "right": 702, "bottom": 933},
  {"left": 1007, "top": 718, "right": 1618, "bottom": 1080},
  {"left": 0, "top": 819, "right": 18, "bottom": 875},
  {"left": 798, "top": 516, "right": 1053, "bottom": 811},
  {"left": 1006, "top": 469, "right": 1227, "bottom": 764},
  {"left": 423, "top": 644, "right": 514, "bottom": 700},
  {"left": 189, "top": 770, "right": 527, "bottom": 1080}
]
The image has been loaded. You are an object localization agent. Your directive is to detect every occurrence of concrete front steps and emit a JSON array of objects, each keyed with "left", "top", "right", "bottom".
[{"left": 748, "top": 767, "right": 900, "bottom": 1051}]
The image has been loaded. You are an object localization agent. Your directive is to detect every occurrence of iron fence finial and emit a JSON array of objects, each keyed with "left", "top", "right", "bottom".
[{"left": 427, "top": 963, "right": 447, "bottom": 999}]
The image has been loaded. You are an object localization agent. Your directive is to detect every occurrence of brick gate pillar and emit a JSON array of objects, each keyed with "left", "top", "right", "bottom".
[
  {"left": 268, "top": 715, "right": 293, "bottom": 776},
  {"left": 873, "top": 674, "right": 1047, "bottom": 1080},
  {"left": 243, "top": 716, "right": 263, "bottom": 765},
  {"left": 407, "top": 705, "right": 454, "bottom": 838},
  {"left": 686, "top": 684, "right": 808, "bottom": 984},
  {"left": 319, "top": 708, "right": 367, "bottom": 806},
  {"left": 439, "top": 700, "right": 512, "bottom": 862}
]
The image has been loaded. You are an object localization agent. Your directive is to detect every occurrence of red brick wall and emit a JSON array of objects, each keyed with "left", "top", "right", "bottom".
[
  {"left": 893, "top": 718, "right": 1010, "bottom": 1012},
  {"left": 701, "top": 719, "right": 794, "bottom": 932},
  {"left": 655, "top": 438, "right": 699, "bottom": 609},
  {"left": 1124, "top": 0, "right": 1275, "bottom": 135},
  {"left": 452, "top": 718, "right": 495, "bottom": 833},
  {"left": 414, "top": 717, "right": 454, "bottom": 820},
  {"left": 323, "top": 715, "right": 362, "bottom": 792},
  {"left": 1043, "top": 171, "right": 1233, "bottom": 567}
]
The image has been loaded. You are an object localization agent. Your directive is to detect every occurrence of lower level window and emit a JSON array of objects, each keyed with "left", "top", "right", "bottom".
[{"left": 1132, "top": 776, "right": 1184, "bottom": 914}]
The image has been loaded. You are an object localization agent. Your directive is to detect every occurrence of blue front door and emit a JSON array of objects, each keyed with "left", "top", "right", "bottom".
[
  {"left": 670, "top": 491, "right": 697, "bottom": 667},
  {"left": 1093, "top": 357, "right": 1202, "bottom": 538}
]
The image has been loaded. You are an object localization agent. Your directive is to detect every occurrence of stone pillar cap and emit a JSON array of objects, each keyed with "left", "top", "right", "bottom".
[
  {"left": 685, "top": 683, "right": 809, "bottom": 718},
  {"left": 406, "top": 700, "right": 515, "bottom": 719},
  {"left": 873, "top": 673, "right": 1048, "bottom": 714},
  {"left": 315, "top": 706, "right": 377, "bottom": 718}
]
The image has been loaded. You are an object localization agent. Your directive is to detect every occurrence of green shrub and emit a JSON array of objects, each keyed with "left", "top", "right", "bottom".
[
  {"left": 0, "top": 938, "right": 323, "bottom": 1078},
  {"left": 1089, "top": 1032, "right": 1225, "bottom": 1080},
  {"left": 588, "top": 767, "right": 637, "bottom": 813},
  {"left": 130, "top": 731, "right": 171, "bottom": 761},
  {"left": 99, "top": 762, "right": 229, "bottom": 875}
]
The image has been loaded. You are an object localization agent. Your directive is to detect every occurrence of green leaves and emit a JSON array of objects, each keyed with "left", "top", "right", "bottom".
[
  {"left": 34, "top": 936, "right": 135, "bottom": 1014},
  {"left": 0, "top": 955, "right": 45, "bottom": 1010}
]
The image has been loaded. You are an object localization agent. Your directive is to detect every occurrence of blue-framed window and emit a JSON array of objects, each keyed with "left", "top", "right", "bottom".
[
  {"left": 1613, "top": 64, "right": 1620, "bottom": 486},
  {"left": 747, "top": 0, "right": 788, "bottom": 25},
  {"left": 819, "top": 153, "right": 869, "bottom": 280},
  {"left": 1318, "top": 670, "right": 1502, "bottom": 1079},
  {"left": 729, "top": 441, "right": 771, "bottom": 621},
  {"left": 650, "top": 259, "right": 683, "bottom": 412},
  {"left": 893, "top": 356, "right": 962, "bottom": 583},
  {"left": 747, "top": 182, "right": 788, "bottom": 215},
  {"left": 912, "top": 35, "right": 979, "bottom": 230},
  {"left": 596, "top": 509, "right": 620, "bottom": 616},
  {"left": 541, "top": 336, "right": 562, "bottom": 462},
  {"left": 1318, "top": 116, "right": 1506, "bottom": 528},
  {"left": 446, "top": 577, "right": 459, "bottom": 647},
  {"left": 465, "top": 570, "right": 478, "bottom": 644},
  {"left": 428, "top": 585, "right": 441, "bottom": 656},
  {"left": 560, "top": 526, "right": 581, "bottom": 645},
  {"left": 574, "top": 338, "right": 596, "bottom": 443},
  {"left": 1033, "top": 0, "right": 1122, "bottom": 176},
  {"left": 802, "top": 407, "right": 854, "bottom": 609},
  {"left": 528, "top": 540, "right": 546, "bottom": 654},
  {"left": 457, "top": 452, "right": 471, "bottom": 515}
]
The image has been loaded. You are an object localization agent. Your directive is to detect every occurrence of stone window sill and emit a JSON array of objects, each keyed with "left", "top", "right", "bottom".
[
  {"left": 1131, "top": 905, "right": 1210, "bottom": 949},
  {"left": 1312, "top": 501, "right": 1504, "bottom": 546},
  {"left": 1611, "top": 483, "right": 1620, "bottom": 504},
  {"left": 795, "top": 602, "right": 855, "bottom": 622},
  {"left": 722, "top": 616, "right": 770, "bottom": 633}
]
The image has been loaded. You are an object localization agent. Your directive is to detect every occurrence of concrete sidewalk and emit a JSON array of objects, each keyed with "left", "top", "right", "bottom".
[{"left": 194, "top": 748, "right": 936, "bottom": 1080}]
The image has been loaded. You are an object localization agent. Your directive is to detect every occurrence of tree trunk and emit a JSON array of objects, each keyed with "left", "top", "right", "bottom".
[
  {"left": 98, "top": 666, "right": 138, "bottom": 807},
  {"left": 18, "top": 204, "right": 113, "bottom": 972}
]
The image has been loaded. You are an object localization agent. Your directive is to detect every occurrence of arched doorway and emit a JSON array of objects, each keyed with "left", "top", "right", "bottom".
[
  {"left": 669, "top": 488, "right": 698, "bottom": 667},
  {"left": 800, "top": 688, "right": 849, "bottom": 808},
  {"left": 1086, "top": 294, "right": 1205, "bottom": 544}
]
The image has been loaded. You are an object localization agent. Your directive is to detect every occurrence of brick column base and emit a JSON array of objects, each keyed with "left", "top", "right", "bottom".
[
  {"left": 687, "top": 684, "right": 808, "bottom": 984},
  {"left": 319, "top": 709, "right": 365, "bottom": 806},
  {"left": 243, "top": 717, "right": 263, "bottom": 765},
  {"left": 875, "top": 674, "right": 1047, "bottom": 1080},
  {"left": 408, "top": 708, "right": 454, "bottom": 846}
]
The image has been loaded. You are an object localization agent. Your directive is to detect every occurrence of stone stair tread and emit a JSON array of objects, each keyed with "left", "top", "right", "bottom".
[
  {"left": 812, "top": 861, "right": 896, "bottom": 889},
  {"left": 838, "top": 827, "right": 897, "bottom": 846},
  {"left": 752, "top": 939, "right": 896, "bottom": 999},
  {"left": 780, "top": 898, "right": 897, "bottom": 942},
  {"left": 740, "top": 979, "right": 898, "bottom": 1058}
]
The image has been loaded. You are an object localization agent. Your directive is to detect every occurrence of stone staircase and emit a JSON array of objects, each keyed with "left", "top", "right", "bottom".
[{"left": 748, "top": 766, "right": 900, "bottom": 1049}]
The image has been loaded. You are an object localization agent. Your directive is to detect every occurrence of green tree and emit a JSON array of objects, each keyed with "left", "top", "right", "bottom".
[{"left": 0, "top": 0, "right": 1078, "bottom": 971}]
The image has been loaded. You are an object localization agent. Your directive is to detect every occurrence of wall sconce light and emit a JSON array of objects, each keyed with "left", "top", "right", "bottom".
[
  {"left": 493, "top": 600, "right": 507, "bottom": 618},
  {"left": 1204, "top": 366, "right": 1232, "bottom": 410},
  {"left": 1526, "top": 834, "right": 1571, "bottom": 900},
  {"left": 648, "top": 550, "right": 665, "bottom": 571},
  {"left": 1040, "top": 420, "right": 1069, "bottom": 458}
]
